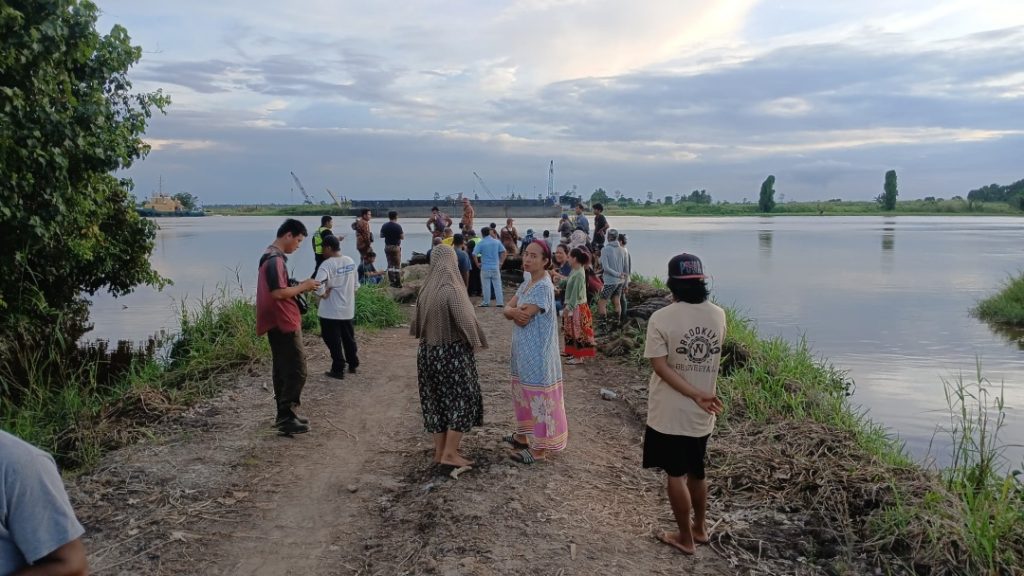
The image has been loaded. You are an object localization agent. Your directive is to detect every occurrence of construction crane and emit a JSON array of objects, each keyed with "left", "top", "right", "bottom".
[
  {"left": 472, "top": 172, "right": 498, "bottom": 200},
  {"left": 289, "top": 171, "right": 314, "bottom": 205},
  {"left": 324, "top": 187, "right": 342, "bottom": 207}
]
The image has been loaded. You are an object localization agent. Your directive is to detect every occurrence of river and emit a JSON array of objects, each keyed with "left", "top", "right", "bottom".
[{"left": 89, "top": 215, "right": 1024, "bottom": 466}]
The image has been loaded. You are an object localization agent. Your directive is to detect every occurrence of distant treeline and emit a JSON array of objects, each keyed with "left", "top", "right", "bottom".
[{"left": 967, "top": 178, "right": 1024, "bottom": 208}]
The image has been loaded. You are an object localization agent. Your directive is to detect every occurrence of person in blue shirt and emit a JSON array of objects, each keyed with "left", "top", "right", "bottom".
[
  {"left": 472, "top": 227, "right": 507, "bottom": 307},
  {"left": 452, "top": 233, "right": 471, "bottom": 287},
  {"left": 573, "top": 203, "right": 590, "bottom": 236},
  {"left": 357, "top": 251, "right": 386, "bottom": 285}
]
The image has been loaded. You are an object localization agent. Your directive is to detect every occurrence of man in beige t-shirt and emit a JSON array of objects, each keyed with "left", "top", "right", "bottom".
[{"left": 642, "top": 253, "right": 726, "bottom": 556}]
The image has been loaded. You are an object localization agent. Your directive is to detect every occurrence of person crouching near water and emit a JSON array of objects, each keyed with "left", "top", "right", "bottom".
[
  {"left": 643, "top": 253, "right": 726, "bottom": 555},
  {"left": 562, "top": 247, "right": 596, "bottom": 365},
  {"left": 314, "top": 235, "right": 359, "bottom": 379},
  {"left": 410, "top": 245, "right": 488, "bottom": 468},
  {"left": 502, "top": 240, "right": 567, "bottom": 464}
]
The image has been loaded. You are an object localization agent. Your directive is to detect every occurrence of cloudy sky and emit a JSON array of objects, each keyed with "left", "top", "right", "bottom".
[{"left": 96, "top": 0, "right": 1024, "bottom": 204}]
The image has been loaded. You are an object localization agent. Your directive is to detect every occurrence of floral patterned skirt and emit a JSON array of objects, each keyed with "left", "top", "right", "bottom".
[
  {"left": 417, "top": 341, "right": 483, "bottom": 434},
  {"left": 563, "top": 303, "right": 596, "bottom": 358},
  {"left": 510, "top": 375, "right": 568, "bottom": 452}
]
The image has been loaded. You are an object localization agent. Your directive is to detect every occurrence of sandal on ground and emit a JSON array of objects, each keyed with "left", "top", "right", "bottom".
[
  {"left": 502, "top": 433, "right": 529, "bottom": 449},
  {"left": 510, "top": 449, "right": 542, "bottom": 464},
  {"left": 565, "top": 357, "right": 582, "bottom": 365}
]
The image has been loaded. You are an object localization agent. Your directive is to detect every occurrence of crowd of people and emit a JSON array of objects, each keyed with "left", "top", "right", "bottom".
[{"left": 0, "top": 203, "right": 727, "bottom": 572}]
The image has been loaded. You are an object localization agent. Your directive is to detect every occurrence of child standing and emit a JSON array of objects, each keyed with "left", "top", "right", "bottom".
[
  {"left": 314, "top": 235, "right": 360, "bottom": 379},
  {"left": 562, "top": 247, "right": 596, "bottom": 365},
  {"left": 643, "top": 253, "right": 726, "bottom": 555}
]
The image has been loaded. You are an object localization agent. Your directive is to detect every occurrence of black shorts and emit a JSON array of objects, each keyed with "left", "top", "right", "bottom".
[{"left": 642, "top": 426, "right": 710, "bottom": 479}]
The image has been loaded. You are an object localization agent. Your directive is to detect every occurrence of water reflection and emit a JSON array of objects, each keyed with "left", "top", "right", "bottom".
[
  {"left": 758, "top": 230, "right": 773, "bottom": 254},
  {"left": 985, "top": 321, "right": 1024, "bottom": 351}
]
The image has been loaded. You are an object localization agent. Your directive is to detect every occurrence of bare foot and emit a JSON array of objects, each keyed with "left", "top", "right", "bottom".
[
  {"left": 692, "top": 523, "right": 710, "bottom": 545},
  {"left": 657, "top": 531, "right": 695, "bottom": 555},
  {"left": 440, "top": 453, "right": 474, "bottom": 467}
]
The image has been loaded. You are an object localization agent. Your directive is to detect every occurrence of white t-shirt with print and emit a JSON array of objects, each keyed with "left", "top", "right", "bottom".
[
  {"left": 314, "top": 255, "right": 358, "bottom": 320},
  {"left": 643, "top": 300, "right": 727, "bottom": 437}
]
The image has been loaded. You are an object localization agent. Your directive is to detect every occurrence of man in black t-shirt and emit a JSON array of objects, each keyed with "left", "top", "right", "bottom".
[
  {"left": 592, "top": 203, "right": 609, "bottom": 251},
  {"left": 379, "top": 210, "right": 404, "bottom": 287}
]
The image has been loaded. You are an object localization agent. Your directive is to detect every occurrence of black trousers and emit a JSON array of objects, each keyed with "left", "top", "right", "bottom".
[
  {"left": 319, "top": 317, "right": 359, "bottom": 374},
  {"left": 267, "top": 328, "right": 306, "bottom": 414}
]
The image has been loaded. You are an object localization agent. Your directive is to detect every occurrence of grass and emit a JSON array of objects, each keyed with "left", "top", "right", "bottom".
[
  {"left": 624, "top": 275, "right": 1023, "bottom": 573},
  {"left": 301, "top": 283, "right": 405, "bottom": 334},
  {"left": 973, "top": 272, "right": 1024, "bottom": 327},
  {"left": 1, "top": 290, "right": 268, "bottom": 469}
]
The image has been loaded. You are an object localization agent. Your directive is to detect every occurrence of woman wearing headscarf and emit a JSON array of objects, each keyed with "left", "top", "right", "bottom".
[
  {"left": 411, "top": 244, "right": 488, "bottom": 468},
  {"left": 502, "top": 240, "right": 568, "bottom": 464}
]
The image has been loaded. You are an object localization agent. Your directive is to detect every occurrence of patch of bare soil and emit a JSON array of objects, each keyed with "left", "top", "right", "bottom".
[{"left": 71, "top": 297, "right": 908, "bottom": 576}]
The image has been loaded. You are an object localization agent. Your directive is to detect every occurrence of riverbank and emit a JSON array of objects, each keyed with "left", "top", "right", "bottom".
[
  {"left": 46, "top": 279, "right": 1022, "bottom": 574},
  {"left": 0, "top": 285, "right": 402, "bottom": 470},
  {"left": 606, "top": 199, "right": 1021, "bottom": 217},
  {"left": 974, "top": 272, "right": 1024, "bottom": 328}
]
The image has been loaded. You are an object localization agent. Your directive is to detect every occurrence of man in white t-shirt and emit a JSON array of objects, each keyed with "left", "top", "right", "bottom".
[
  {"left": 314, "top": 235, "right": 360, "bottom": 380},
  {"left": 642, "top": 253, "right": 726, "bottom": 556}
]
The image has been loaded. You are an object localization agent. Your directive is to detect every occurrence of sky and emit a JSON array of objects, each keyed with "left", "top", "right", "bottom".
[{"left": 95, "top": 0, "right": 1024, "bottom": 205}]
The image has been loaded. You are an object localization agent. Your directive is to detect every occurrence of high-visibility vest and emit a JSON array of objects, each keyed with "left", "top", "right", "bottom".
[{"left": 313, "top": 226, "right": 330, "bottom": 255}]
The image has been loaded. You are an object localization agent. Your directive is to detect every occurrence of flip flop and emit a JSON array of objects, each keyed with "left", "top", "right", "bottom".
[
  {"left": 510, "top": 449, "right": 541, "bottom": 464},
  {"left": 502, "top": 433, "right": 529, "bottom": 449}
]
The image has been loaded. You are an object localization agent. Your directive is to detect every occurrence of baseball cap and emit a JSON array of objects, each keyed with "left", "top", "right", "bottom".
[
  {"left": 668, "top": 253, "right": 706, "bottom": 279},
  {"left": 606, "top": 228, "right": 619, "bottom": 241}
]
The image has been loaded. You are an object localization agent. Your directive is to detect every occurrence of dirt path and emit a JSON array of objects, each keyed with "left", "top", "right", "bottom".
[{"left": 71, "top": 305, "right": 738, "bottom": 576}]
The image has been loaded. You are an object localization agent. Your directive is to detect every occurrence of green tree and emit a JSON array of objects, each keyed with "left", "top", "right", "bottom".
[
  {"left": 664, "top": 195, "right": 674, "bottom": 205},
  {"left": 173, "top": 192, "right": 198, "bottom": 211},
  {"left": 758, "top": 175, "right": 776, "bottom": 213},
  {"left": 590, "top": 187, "right": 610, "bottom": 204},
  {"left": 0, "top": 1, "right": 170, "bottom": 341},
  {"left": 881, "top": 169, "right": 898, "bottom": 211}
]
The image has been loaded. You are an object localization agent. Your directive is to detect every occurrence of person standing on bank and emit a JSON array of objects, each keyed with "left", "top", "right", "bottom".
[
  {"left": 597, "top": 229, "right": 629, "bottom": 326},
  {"left": 573, "top": 203, "right": 590, "bottom": 237},
  {"left": 452, "top": 233, "right": 471, "bottom": 288},
  {"left": 380, "top": 210, "right": 404, "bottom": 288},
  {"left": 256, "top": 219, "right": 320, "bottom": 435},
  {"left": 591, "top": 203, "right": 609, "bottom": 251},
  {"left": 473, "top": 227, "right": 507, "bottom": 307},
  {"left": 411, "top": 244, "right": 488, "bottom": 468},
  {"left": 353, "top": 208, "right": 373, "bottom": 264},
  {"left": 562, "top": 247, "right": 596, "bottom": 365},
  {"left": 502, "top": 240, "right": 568, "bottom": 464},
  {"left": 426, "top": 206, "right": 452, "bottom": 239},
  {"left": 314, "top": 235, "right": 359, "bottom": 379},
  {"left": 500, "top": 218, "right": 519, "bottom": 254},
  {"left": 460, "top": 196, "right": 475, "bottom": 233},
  {"left": 312, "top": 215, "right": 336, "bottom": 276},
  {"left": 643, "top": 253, "right": 726, "bottom": 556}
]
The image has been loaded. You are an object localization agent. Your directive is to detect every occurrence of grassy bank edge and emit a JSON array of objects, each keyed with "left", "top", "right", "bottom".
[
  {"left": 973, "top": 272, "right": 1024, "bottom": 328},
  {"left": 204, "top": 200, "right": 1024, "bottom": 218},
  {"left": 0, "top": 284, "right": 404, "bottom": 471},
  {"left": 624, "top": 276, "right": 1023, "bottom": 573}
]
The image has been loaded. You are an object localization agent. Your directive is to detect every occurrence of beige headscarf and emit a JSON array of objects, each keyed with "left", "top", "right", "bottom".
[{"left": 410, "top": 245, "right": 487, "bottom": 348}]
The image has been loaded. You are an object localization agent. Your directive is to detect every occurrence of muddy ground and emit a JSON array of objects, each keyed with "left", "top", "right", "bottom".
[{"left": 69, "top": 298, "right": 902, "bottom": 576}]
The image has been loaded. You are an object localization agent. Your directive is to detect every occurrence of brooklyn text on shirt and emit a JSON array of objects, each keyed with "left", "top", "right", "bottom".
[{"left": 673, "top": 326, "right": 722, "bottom": 364}]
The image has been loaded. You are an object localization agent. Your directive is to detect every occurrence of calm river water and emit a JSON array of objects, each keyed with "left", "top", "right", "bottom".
[{"left": 89, "top": 215, "right": 1024, "bottom": 465}]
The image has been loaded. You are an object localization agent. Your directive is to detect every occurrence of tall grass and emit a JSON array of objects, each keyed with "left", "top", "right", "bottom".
[
  {"left": 939, "top": 367, "right": 1024, "bottom": 572},
  {"left": 0, "top": 291, "right": 268, "bottom": 469},
  {"left": 354, "top": 284, "right": 404, "bottom": 329},
  {"left": 973, "top": 272, "right": 1024, "bottom": 327}
]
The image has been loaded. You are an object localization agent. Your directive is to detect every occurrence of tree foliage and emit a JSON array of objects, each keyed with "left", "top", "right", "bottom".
[
  {"left": 758, "top": 175, "right": 776, "bottom": 213},
  {"left": 173, "top": 192, "right": 198, "bottom": 211},
  {"left": 967, "top": 178, "right": 1024, "bottom": 210},
  {"left": 590, "top": 187, "right": 610, "bottom": 204},
  {"left": 879, "top": 169, "right": 898, "bottom": 211},
  {"left": 0, "top": 0, "right": 169, "bottom": 341},
  {"left": 687, "top": 189, "right": 712, "bottom": 204}
]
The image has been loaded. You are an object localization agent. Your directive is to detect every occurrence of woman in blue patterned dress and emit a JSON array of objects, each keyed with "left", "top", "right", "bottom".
[{"left": 502, "top": 239, "right": 568, "bottom": 464}]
